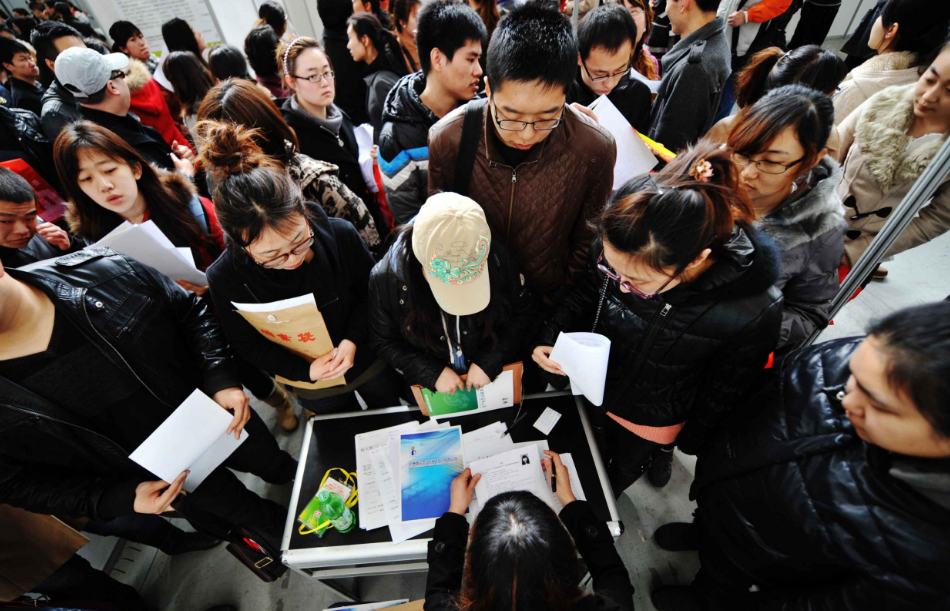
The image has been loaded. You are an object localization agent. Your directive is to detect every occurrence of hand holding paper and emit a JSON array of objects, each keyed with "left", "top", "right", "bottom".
[{"left": 549, "top": 332, "right": 611, "bottom": 406}]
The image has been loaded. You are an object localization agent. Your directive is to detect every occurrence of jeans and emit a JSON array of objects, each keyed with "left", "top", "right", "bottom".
[{"left": 298, "top": 366, "right": 403, "bottom": 415}]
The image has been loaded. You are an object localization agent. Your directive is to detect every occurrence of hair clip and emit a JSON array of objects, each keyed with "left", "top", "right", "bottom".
[
  {"left": 690, "top": 159, "right": 714, "bottom": 183},
  {"left": 282, "top": 36, "right": 306, "bottom": 77}
]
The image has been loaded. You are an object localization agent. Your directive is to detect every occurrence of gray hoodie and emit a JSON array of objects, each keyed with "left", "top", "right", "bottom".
[{"left": 757, "top": 156, "right": 846, "bottom": 350}]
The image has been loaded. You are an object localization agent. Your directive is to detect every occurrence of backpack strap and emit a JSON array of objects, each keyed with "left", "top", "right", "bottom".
[
  {"left": 453, "top": 98, "right": 488, "bottom": 197},
  {"left": 187, "top": 196, "right": 212, "bottom": 236}
]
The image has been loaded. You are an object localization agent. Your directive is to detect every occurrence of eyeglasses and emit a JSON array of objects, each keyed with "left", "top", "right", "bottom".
[
  {"left": 732, "top": 152, "right": 804, "bottom": 175},
  {"left": 249, "top": 229, "right": 315, "bottom": 268},
  {"left": 292, "top": 70, "right": 335, "bottom": 84},
  {"left": 597, "top": 251, "right": 679, "bottom": 299},
  {"left": 581, "top": 57, "right": 630, "bottom": 83},
  {"left": 628, "top": 7, "right": 645, "bottom": 16},
  {"left": 490, "top": 95, "right": 564, "bottom": 131},
  {"left": 110, "top": 70, "right": 126, "bottom": 80}
]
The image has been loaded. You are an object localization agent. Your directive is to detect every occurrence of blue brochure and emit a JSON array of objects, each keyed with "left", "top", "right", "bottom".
[{"left": 398, "top": 426, "right": 465, "bottom": 522}]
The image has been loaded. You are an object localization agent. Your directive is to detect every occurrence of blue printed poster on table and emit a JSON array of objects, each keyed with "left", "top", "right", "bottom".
[{"left": 398, "top": 426, "right": 465, "bottom": 522}]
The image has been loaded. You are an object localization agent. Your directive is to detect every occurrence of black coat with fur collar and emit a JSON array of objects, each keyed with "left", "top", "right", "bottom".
[{"left": 538, "top": 224, "right": 783, "bottom": 454}]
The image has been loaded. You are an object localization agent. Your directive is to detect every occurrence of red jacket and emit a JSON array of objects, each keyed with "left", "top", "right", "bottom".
[{"left": 125, "top": 59, "right": 194, "bottom": 153}]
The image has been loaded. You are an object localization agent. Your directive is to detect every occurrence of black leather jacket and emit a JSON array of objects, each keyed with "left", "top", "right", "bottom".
[
  {"left": 0, "top": 249, "right": 241, "bottom": 520},
  {"left": 0, "top": 105, "right": 62, "bottom": 193}
]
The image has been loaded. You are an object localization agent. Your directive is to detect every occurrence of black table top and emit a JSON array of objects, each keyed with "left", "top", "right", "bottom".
[{"left": 288, "top": 392, "right": 610, "bottom": 551}]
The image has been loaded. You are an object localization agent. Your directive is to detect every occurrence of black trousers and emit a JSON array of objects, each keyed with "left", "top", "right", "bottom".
[
  {"left": 33, "top": 554, "right": 150, "bottom": 611},
  {"left": 176, "top": 407, "right": 297, "bottom": 547},
  {"left": 605, "top": 415, "right": 663, "bottom": 497},
  {"left": 789, "top": 3, "right": 840, "bottom": 48}
]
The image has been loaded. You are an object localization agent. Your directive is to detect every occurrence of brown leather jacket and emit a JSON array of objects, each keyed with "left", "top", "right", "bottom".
[{"left": 428, "top": 103, "right": 616, "bottom": 297}]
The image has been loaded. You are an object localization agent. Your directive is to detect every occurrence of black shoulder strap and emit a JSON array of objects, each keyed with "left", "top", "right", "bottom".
[{"left": 453, "top": 98, "right": 488, "bottom": 197}]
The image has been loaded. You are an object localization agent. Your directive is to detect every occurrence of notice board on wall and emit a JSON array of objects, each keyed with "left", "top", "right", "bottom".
[{"left": 112, "top": 0, "right": 223, "bottom": 50}]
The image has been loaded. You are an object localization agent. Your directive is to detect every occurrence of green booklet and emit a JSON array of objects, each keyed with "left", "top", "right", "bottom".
[{"left": 420, "top": 386, "right": 479, "bottom": 416}]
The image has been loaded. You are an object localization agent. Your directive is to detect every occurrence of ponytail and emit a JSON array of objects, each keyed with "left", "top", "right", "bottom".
[
  {"left": 735, "top": 45, "right": 846, "bottom": 108},
  {"left": 348, "top": 13, "right": 409, "bottom": 77},
  {"left": 600, "top": 141, "right": 753, "bottom": 274},
  {"left": 196, "top": 120, "right": 309, "bottom": 249}
]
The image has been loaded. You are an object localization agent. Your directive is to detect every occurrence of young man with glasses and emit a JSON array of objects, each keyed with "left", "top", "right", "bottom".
[
  {"left": 567, "top": 4, "right": 652, "bottom": 133},
  {"left": 55, "top": 47, "right": 195, "bottom": 175},
  {"left": 428, "top": 0, "right": 616, "bottom": 303},
  {"left": 379, "top": 0, "right": 487, "bottom": 226}
]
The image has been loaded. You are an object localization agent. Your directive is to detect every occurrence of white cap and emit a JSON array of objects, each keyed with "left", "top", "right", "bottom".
[
  {"left": 411, "top": 192, "right": 492, "bottom": 316},
  {"left": 55, "top": 47, "right": 129, "bottom": 99}
]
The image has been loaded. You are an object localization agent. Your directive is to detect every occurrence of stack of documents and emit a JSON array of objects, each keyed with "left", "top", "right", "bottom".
[
  {"left": 356, "top": 419, "right": 577, "bottom": 543},
  {"left": 87, "top": 220, "right": 205, "bottom": 285},
  {"left": 588, "top": 95, "right": 659, "bottom": 190}
]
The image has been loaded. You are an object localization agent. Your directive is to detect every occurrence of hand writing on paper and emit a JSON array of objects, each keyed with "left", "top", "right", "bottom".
[
  {"left": 309, "top": 348, "right": 338, "bottom": 382},
  {"left": 465, "top": 363, "right": 491, "bottom": 391},
  {"left": 323, "top": 340, "right": 356, "bottom": 381},
  {"left": 448, "top": 468, "right": 481, "bottom": 515},
  {"left": 175, "top": 279, "right": 208, "bottom": 296},
  {"left": 213, "top": 387, "right": 251, "bottom": 439},
  {"left": 435, "top": 367, "right": 466, "bottom": 394},
  {"left": 134, "top": 471, "right": 188, "bottom": 514},
  {"left": 36, "top": 222, "right": 71, "bottom": 250},
  {"left": 542, "top": 451, "right": 576, "bottom": 508},
  {"left": 571, "top": 103, "right": 599, "bottom": 124},
  {"left": 532, "top": 346, "right": 566, "bottom": 376},
  {"left": 727, "top": 11, "right": 747, "bottom": 27}
]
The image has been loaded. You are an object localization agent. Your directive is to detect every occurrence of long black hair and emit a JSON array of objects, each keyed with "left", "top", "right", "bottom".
[
  {"left": 162, "top": 18, "right": 204, "bottom": 62},
  {"left": 347, "top": 12, "right": 409, "bottom": 77},
  {"left": 394, "top": 225, "right": 509, "bottom": 354},
  {"left": 735, "top": 45, "right": 846, "bottom": 108},
  {"left": 458, "top": 491, "right": 586, "bottom": 611}
]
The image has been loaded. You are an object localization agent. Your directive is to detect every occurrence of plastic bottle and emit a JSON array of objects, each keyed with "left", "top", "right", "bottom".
[{"left": 316, "top": 489, "right": 356, "bottom": 533}]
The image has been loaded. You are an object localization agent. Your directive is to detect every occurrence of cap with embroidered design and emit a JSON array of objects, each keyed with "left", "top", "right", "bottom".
[{"left": 411, "top": 192, "right": 492, "bottom": 316}]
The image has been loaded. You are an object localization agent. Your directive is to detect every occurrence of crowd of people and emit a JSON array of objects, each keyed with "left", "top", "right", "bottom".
[{"left": 1, "top": 0, "right": 950, "bottom": 610}]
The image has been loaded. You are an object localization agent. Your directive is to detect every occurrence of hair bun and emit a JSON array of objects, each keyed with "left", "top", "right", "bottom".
[{"left": 196, "top": 120, "right": 269, "bottom": 182}]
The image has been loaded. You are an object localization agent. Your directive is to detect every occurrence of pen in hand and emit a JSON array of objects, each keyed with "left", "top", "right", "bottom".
[{"left": 551, "top": 460, "right": 557, "bottom": 493}]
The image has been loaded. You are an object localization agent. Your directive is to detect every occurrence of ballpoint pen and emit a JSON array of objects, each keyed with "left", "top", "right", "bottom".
[
  {"left": 550, "top": 459, "right": 557, "bottom": 493},
  {"left": 501, "top": 394, "right": 527, "bottom": 438}
]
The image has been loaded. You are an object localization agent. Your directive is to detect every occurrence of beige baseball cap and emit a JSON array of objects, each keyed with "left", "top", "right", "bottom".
[{"left": 411, "top": 193, "right": 492, "bottom": 316}]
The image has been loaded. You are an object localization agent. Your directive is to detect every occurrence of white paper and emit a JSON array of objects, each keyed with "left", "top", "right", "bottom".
[
  {"left": 629, "top": 68, "right": 662, "bottom": 94},
  {"left": 549, "top": 332, "right": 611, "bottom": 406},
  {"left": 462, "top": 421, "right": 513, "bottom": 464},
  {"left": 355, "top": 421, "right": 422, "bottom": 531},
  {"left": 471, "top": 445, "right": 557, "bottom": 511},
  {"left": 430, "top": 369, "right": 517, "bottom": 420},
  {"left": 88, "top": 220, "right": 206, "bottom": 285},
  {"left": 176, "top": 247, "right": 196, "bottom": 268},
  {"left": 549, "top": 453, "right": 586, "bottom": 513},
  {"left": 129, "top": 389, "right": 248, "bottom": 493},
  {"left": 231, "top": 293, "right": 316, "bottom": 313},
  {"left": 354, "top": 123, "right": 378, "bottom": 193},
  {"left": 589, "top": 95, "right": 659, "bottom": 190},
  {"left": 533, "top": 407, "right": 562, "bottom": 436},
  {"left": 371, "top": 448, "right": 436, "bottom": 544}
]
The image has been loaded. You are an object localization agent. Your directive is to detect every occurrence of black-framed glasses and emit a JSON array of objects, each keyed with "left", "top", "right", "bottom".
[
  {"left": 249, "top": 228, "right": 315, "bottom": 268},
  {"left": 490, "top": 95, "right": 564, "bottom": 132},
  {"left": 110, "top": 70, "right": 126, "bottom": 80},
  {"left": 732, "top": 152, "right": 805, "bottom": 175},
  {"left": 597, "top": 251, "right": 679, "bottom": 299},
  {"left": 292, "top": 70, "right": 335, "bottom": 84},
  {"left": 581, "top": 57, "right": 630, "bottom": 83}
]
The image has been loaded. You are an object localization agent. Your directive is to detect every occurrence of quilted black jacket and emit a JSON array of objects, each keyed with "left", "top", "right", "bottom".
[
  {"left": 691, "top": 338, "right": 950, "bottom": 610},
  {"left": 538, "top": 224, "right": 783, "bottom": 454}
]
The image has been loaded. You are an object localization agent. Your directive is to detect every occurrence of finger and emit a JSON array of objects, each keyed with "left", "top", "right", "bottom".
[
  {"left": 159, "top": 471, "right": 188, "bottom": 504},
  {"left": 469, "top": 473, "right": 481, "bottom": 488},
  {"left": 465, "top": 377, "right": 474, "bottom": 391},
  {"left": 170, "top": 152, "right": 180, "bottom": 163},
  {"left": 142, "top": 479, "right": 170, "bottom": 494}
]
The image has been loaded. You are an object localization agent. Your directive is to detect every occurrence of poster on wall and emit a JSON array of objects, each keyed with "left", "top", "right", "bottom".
[{"left": 112, "top": 0, "right": 223, "bottom": 51}]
